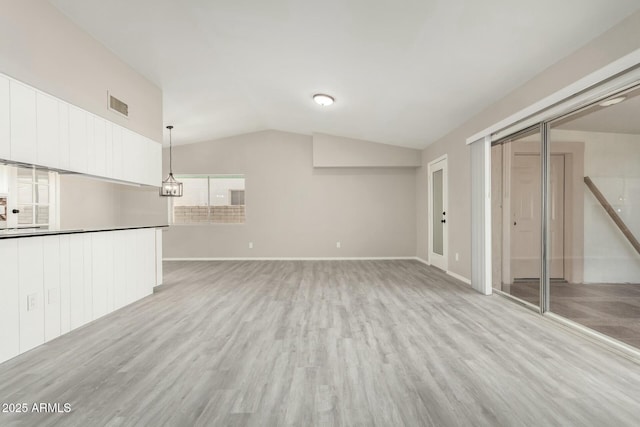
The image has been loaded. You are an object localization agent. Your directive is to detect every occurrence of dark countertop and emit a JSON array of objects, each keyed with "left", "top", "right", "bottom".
[{"left": 0, "top": 225, "right": 169, "bottom": 239}]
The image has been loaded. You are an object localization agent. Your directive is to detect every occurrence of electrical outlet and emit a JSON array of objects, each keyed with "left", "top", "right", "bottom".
[
  {"left": 27, "top": 294, "right": 37, "bottom": 311},
  {"left": 336, "top": 241, "right": 341, "bottom": 249},
  {"left": 455, "top": 252, "right": 459, "bottom": 261},
  {"left": 248, "top": 242, "right": 253, "bottom": 249}
]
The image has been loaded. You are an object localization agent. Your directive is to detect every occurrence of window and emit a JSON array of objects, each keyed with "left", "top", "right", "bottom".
[
  {"left": 230, "top": 190, "right": 245, "bottom": 206},
  {"left": 16, "top": 167, "right": 56, "bottom": 227},
  {"left": 171, "top": 175, "right": 245, "bottom": 224}
]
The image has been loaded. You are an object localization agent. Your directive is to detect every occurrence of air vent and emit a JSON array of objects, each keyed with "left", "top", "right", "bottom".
[{"left": 108, "top": 92, "right": 129, "bottom": 118}]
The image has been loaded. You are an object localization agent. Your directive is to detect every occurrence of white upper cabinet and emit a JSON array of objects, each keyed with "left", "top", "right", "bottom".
[
  {"left": 69, "top": 105, "right": 88, "bottom": 173},
  {"left": 2, "top": 73, "right": 159, "bottom": 186},
  {"left": 122, "top": 128, "right": 136, "bottom": 183},
  {"left": 112, "top": 124, "right": 124, "bottom": 180},
  {"left": 105, "top": 121, "right": 113, "bottom": 178},
  {"left": 58, "top": 102, "right": 70, "bottom": 170},
  {"left": 10, "top": 81, "right": 37, "bottom": 164},
  {"left": 36, "top": 92, "right": 60, "bottom": 169},
  {"left": 0, "top": 75, "right": 10, "bottom": 161},
  {"left": 86, "top": 114, "right": 96, "bottom": 175},
  {"left": 92, "top": 116, "right": 107, "bottom": 177}
]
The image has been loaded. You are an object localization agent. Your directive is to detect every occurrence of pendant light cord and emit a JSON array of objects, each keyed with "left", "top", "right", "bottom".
[{"left": 167, "top": 125, "right": 174, "bottom": 175}]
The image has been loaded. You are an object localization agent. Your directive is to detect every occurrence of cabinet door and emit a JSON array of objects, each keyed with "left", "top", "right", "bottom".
[
  {"left": 0, "top": 75, "right": 10, "bottom": 161},
  {"left": 105, "top": 122, "right": 113, "bottom": 179},
  {"left": 104, "top": 232, "right": 115, "bottom": 313},
  {"left": 43, "top": 236, "right": 61, "bottom": 342},
  {"left": 83, "top": 233, "right": 93, "bottom": 323},
  {"left": 155, "top": 228, "right": 163, "bottom": 287},
  {"left": 86, "top": 115, "right": 96, "bottom": 175},
  {"left": 140, "top": 138, "right": 152, "bottom": 186},
  {"left": 59, "top": 235, "right": 71, "bottom": 335},
  {"left": 36, "top": 92, "right": 60, "bottom": 168},
  {"left": 10, "top": 81, "right": 37, "bottom": 164},
  {"left": 91, "top": 232, "right": 108, "bottom": 319},
  {"left": 141, "top": 228, "right": 156, "bottom": 296},
  {"left": 69, "top": 106, "right": 88, "bottom": 173},
  {"left": 93, "top": 117, "right": 106, "bottom": 177},
  {"left": 69, "top": 234, "right": 85, "bottom": 329},
  {"left": 122, "top": 129, "right": 136, "bottom": 183},
  {"left": 113, "top": 231, "right": 127, "bottom": 310},
  {"left": 58, "top": 102, "right": 70, "bottom": 170},
  {"left": 112, "top": 125, "right": 123, "bottom": 180},
  {"left": 0, "top": 239, "right": 20, "bottom": 364},
  {"left": 18, "top": 237, "right": 45, "bottom": 353},
  {"left": 124, "top": 230, "right": 138, "bottom": 304}
]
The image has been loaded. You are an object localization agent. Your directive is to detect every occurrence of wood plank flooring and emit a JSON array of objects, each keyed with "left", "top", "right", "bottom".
[{"left": 1, "top": 260, "right": 640, "bottom": 426}]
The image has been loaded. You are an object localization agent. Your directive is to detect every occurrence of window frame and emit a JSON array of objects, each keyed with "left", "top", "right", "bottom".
[{"left": 169, "top": 174, "right": 246, "bottom": 225}]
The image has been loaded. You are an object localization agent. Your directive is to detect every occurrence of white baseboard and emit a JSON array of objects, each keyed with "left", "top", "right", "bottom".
[
  {"left": 414, "top": 257, "right": 430, "bottom": 266},
  {"left": 163, "top": 256, "right": 417, "bottom": 261},
  {"left": 447, "top": 270, "right": 472, "bottom": 285}
]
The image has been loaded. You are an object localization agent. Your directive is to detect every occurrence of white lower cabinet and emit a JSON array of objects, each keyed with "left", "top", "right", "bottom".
[
  {"left": 83, "top": 234, "right": 93, "bottom": 324},
  {"left": 59, "top": 235, "right": 71, "bottom": 335},
  {"left": 43, "top": 236, "right": 61, "bottom": 342},
  {"left": 113, "top": 231, "right": 127, "bottom": 310},
  {"left": 18, "top": 238, "right": 45, "bottom": 353},
  {"left": 0, "top": 240, "right": 20, "bottom": 364},
  {"left": 92, "top": 232, "right": 114, "bottom": 320},
  {"left": 69, "top": 234, "right": 85, "bottom": 330},
  {"left": 0, "top": 228, "right": 161, "bottom": 365}
]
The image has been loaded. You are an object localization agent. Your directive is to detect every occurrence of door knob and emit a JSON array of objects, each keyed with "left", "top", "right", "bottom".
[
  {"left": 441, "top": 219, "right": 446, "bottom": 223},
  {"left": 513, "top": 221, "right": 517, "bottom": 226},
  {"left": 12, "top": 209, "right": 20, "bottom": 214}
]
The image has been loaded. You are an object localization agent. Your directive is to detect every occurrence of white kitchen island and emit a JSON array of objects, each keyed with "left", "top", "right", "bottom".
[{"left": 0, "top": 226, "right": 165, "bottom": 364}]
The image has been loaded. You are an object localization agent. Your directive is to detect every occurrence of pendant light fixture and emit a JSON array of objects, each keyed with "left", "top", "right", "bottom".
[{"left": 160, "top": 125, "right": 183, "bottom": 197}]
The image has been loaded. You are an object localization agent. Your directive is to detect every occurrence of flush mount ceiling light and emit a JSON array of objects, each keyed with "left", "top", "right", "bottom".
[
  {"left": 599, "top": 96, "right": 626, "bottom": 107},
  {"left": 313, "top": 93, "right": 335, "bottom": 106},
  {"left": 159, "top": 125, "right": 183, "bottom": 197}
]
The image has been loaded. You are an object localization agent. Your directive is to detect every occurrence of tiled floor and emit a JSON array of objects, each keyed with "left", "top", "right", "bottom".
[{"left": 506, "top": 281, "right": 640, "bottom": 348}]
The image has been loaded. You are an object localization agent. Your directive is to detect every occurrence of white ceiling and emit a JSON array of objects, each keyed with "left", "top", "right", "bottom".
[
  {"left": 50, "top": 0, "right": 639, "bottom": 148},
  {"left": 559, "top": 89, "right": 640, "bottom": 134}
]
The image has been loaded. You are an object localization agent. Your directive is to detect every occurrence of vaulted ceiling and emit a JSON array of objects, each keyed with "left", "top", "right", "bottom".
[{"left": 50, "top": 0, "right": 639, "bottom": 148}]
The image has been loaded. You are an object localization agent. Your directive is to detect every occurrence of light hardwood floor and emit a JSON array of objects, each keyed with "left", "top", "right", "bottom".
[{"left": 1, "top": 260, "right": 640, "bottom": 426}]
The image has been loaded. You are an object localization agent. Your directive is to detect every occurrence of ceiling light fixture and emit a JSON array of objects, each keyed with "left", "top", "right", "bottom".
[
  {"left": 313, "top": 93, "right": 335, "bottom": 106},
  {"left": 159, "top": 125, "right": 183, "bottom": 197},
  {"left": 599, "top": 96, "right": 626, "bottom": 107}
]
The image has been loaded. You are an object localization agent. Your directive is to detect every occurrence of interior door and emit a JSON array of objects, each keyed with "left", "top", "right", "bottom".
[
  {"left": 429, "top": 158, "right": 448, "bottom": 271},
  {"left": 511, "top": 154, "right": 564, "bottom": 280}
]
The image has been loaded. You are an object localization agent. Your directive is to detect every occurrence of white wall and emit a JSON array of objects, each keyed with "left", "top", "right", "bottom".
[
  {"left": 163, "top": 130, "right": 417, "bottom": 259},
  {"left": 417, "top": 10, "right": 640, "bottom": 282},
  {"left": 59, "top": 175, "right": 168, "bottom": 229},
  {"left": 552, "top": 129, "right": 640, "bottom": 283},
  {"left": 0, "top": 0, "right": 162, "bottom": 141}
]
